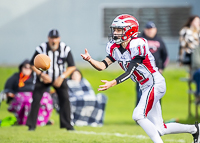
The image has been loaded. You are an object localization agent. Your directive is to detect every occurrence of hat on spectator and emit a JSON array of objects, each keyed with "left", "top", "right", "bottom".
[
  {"left": 19, "top": 59, "right": 30, "bottom": 71},
  {"left": 48, "top": 29, "right": 60, "bottom": 38},
  {"left": 145, "top": 21, "right": 156, "bottom": 29}
]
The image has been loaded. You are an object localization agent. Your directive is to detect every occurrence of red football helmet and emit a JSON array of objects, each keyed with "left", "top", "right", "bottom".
[{"left": 109, "top": 14, "right": 139, "bottom": 44}]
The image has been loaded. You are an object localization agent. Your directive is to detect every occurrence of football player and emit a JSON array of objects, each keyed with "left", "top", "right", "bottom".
[{"left": 81, "top": 14, "right": 200, "bottom": 143}]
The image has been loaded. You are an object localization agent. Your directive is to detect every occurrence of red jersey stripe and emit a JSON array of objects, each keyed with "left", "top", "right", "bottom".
[
  {"left": 143, "top": 55, "right": 156, "bottom": 73},
  {"left": 110, "top": 43, "right": 120, "bottom": 60}
]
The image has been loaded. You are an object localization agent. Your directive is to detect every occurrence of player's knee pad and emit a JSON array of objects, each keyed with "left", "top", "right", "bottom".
[
  {"left": 132, "top": 108, "right": 145, "bottom": 121},
  {"left": 153, "top": 123, "right": 166, "bottom": 136},
  {"left": 156, "top": 127, "right": 165, "bottom": 136}
]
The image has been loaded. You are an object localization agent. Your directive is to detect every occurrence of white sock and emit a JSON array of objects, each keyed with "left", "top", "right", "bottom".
[
  {"left": 137, "top": 118, "right": 163, "bottom": 143},
  {"left": 163, "top": 123, "right": 197, "bottom": 135}
]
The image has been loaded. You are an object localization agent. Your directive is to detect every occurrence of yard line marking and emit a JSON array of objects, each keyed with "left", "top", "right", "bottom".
[
  {"left": 165, "top": 139, "right": 185, "bottom": 143},
  {"left": 71, "top": 131, "right": 185, "bottom": 142},
  {"left": 73, "top": 131, "right": 147, "bottom": 139}
]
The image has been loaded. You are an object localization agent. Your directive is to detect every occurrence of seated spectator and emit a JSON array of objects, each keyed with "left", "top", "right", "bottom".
[
  {"left": 4, "top": 59, "right": 53, "bottom": 126},
  {"left": 51, "top": 69, "right": 107, "bottom": 127}
]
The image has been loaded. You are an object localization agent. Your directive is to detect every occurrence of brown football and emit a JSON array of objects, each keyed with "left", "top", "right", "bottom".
[{"left": 34, "top": 54, "right": 51, "bottom": 71}]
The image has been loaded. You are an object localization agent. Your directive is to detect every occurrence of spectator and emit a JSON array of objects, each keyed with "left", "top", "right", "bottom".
[
  {"left": 179, "top": 15, "right": 200, "bottom": 66},
  {"left": 4, "top": 59, "right": 53, "bottom": 126},
  {"left": 51, "top": 69, "right": 107, "bottom": 126},
  {"left": 26, "top": 29, "right": 76, "bottom": 131},
  {"left": 179, "top": 15, "right": 200, "bottom": 103},
  {"left": 136, "top": 21, "right": 169, "bottom": 106}
]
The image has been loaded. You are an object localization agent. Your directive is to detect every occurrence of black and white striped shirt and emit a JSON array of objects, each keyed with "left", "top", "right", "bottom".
[{"left": 30, "top": 42, "right": 75, "bottom": 81}]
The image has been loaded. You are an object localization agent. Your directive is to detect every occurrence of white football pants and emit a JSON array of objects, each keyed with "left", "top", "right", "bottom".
[{"left": 132, "top": 73, "right": 197, "bottom": 143}]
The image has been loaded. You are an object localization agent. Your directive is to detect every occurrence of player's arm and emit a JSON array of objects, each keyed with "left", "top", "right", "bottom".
[
  {"left": 115, "top": 56, "right": 144, "bottom": 84},
  {"left": 98, "top": 56, "right": 144, "bottom": 91},
  {"left": 81, "top": 48, "right": 113, "bottom": 71},
  {"left": 89, "top": 57, "right": 113, "bottom": 71}
]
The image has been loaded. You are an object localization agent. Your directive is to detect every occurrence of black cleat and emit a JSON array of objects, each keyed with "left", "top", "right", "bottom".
[
  {"left": 28, "top": 126, "right": 35, "bottom": 131},
  {"left": 67, "top": 127, "right": 75, "bottom": 131},
  {"left": 192, "top": 121, "right": 199, "bottom": 143}
]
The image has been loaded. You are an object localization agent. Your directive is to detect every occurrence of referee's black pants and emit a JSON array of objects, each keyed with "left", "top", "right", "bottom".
[{"left": 26, "top": 78, "right": 73, "bottom": 130}]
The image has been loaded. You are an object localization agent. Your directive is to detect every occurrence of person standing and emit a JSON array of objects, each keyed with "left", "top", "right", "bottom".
[
  {"left": 81, "top": 14, "right": 199, "bottom": 143},
  {"left": 26, "top": 29, "right": 76, "bottom": 131},
  {"left": 135, "top": 21, "right": 169, "bottom": 106},
  {"left": 179, "top": 15, "right": 200, "bottom": 104}
]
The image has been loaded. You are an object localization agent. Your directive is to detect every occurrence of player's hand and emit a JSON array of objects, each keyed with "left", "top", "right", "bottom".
[
  {"left": 53, "top": 77, "right": 64, "bottom": 88},
  {"left": 6, "top": 92, "right": 15, "bottom": 98},
  {"left": 40, "top": 73, "right": 52, "bottom": 84},
  {"left": 98, "top": 80, "right": 117, "bottom": 91},
  {"left": 81, "top": 49, "right": 91, "bottom": 62}
]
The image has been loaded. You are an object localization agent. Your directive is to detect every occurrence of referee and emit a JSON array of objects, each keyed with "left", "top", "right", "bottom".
[{"left": 26, "top": 29, "right": 76, "bottom": 131}]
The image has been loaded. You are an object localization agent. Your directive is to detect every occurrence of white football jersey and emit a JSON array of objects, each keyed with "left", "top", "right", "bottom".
[{"left": 106, "top": 38, "right": 158, "bottom": 85}]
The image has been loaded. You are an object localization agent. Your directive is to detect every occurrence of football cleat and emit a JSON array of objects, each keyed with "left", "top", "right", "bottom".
[{"left": 192, "top": 121, "right": 200, "bottom": 143}]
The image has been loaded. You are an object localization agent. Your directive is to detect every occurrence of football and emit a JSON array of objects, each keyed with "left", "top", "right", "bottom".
[{"left": 34, "top": 54, "right": 51, "bottom": 71}]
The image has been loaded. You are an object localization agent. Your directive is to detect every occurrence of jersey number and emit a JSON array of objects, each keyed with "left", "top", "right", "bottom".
[
  {"left": 118, "top": 61, "right": 145, "bottom": 82},
  {"left": 137, "top": 45, "right": 146, "bottom": 56}
]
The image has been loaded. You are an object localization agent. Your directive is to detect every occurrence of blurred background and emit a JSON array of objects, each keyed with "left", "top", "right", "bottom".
[{"left": 0, "top": 0, "right": 200, "bottom": 65}]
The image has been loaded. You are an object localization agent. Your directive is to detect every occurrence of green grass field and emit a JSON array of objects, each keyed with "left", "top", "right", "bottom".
[{"left": 0, "top": 64, "right": 199, "bottom": 143}]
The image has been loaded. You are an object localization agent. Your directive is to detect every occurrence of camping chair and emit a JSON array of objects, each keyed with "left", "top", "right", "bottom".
[
  {"left": 187, "top": 78, "right": 198, "bottom": 119},
  {"left": 0, "top": 90, "right": 6, "bottom": 107}
]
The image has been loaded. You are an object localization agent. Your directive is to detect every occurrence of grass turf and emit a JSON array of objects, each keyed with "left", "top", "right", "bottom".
[{"left": 0, "top": 64, "right": 198, "bottom": 142}]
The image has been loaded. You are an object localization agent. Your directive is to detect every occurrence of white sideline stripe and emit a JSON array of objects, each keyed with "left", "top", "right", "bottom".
[{"left": 71, "top": 131, "right": 185, "bottom": 142}]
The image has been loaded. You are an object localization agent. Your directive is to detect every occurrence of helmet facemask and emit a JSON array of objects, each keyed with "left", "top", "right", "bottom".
[
  {"left": 109, "top": 26, "right": 125, "bottom": 44},
  {"left": 109, "top": 26, "right": 139, "bottom": 44}
]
